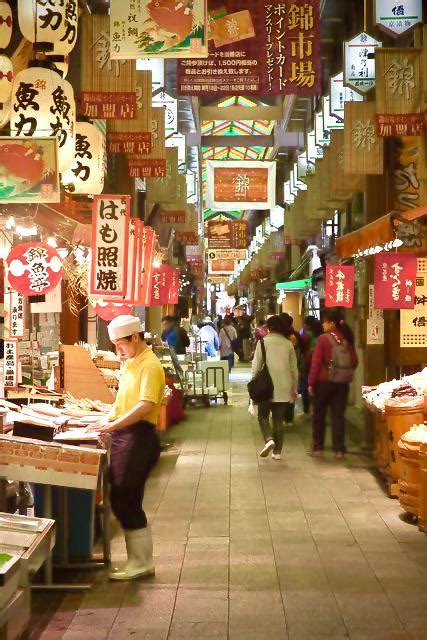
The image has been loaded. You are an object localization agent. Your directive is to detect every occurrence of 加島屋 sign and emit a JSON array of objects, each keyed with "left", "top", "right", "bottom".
[
  {"left": 206, "top": 160, "right": 276, "bottom": 211},
  {"left": 375, "top": 0, "right": 423, "bottom": 37},
  {"left": 344, "top": 32, "right": 382, "bottom": 95}
]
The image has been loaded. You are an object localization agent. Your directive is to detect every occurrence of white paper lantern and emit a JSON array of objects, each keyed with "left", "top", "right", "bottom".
[
  {"left": 0, "top": 54, "right": 13, "bottom": 103},
  {"left": 0, "top": 99, "right": 10, "bottom": 128},
  {"left": 0, "top": 2, "right": 12, "bottom": 50},
  {"left": 18, "top": 0, "right": 68, "bottom": 45},
  {"left": 51, "top": 1, "right": 78, "bottom": 55},
  {"left": 48, "top": 54, "right": 69, "bottom": 79},
  {"left": 62, "top": 121, "right": 106, "bottom": 195},
  {"left": 10, "top": 65, "right": 76, "bottom": 172}
]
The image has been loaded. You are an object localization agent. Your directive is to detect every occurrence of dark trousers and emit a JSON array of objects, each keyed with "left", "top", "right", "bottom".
[
  {"left": 299, "top": 375, "right": 310, "bottom": 413},
  {"left": 312, "top": 381, "right": 349, "bottom": 452},
  {"left": 221, "top": 353, "right": 234, "bottom": 372},
  {"left": 258, "top": 401, "right": 291, "bottom": 454},
  {"left": 109, "top": 422, "right": 160, "bottom": 530}
]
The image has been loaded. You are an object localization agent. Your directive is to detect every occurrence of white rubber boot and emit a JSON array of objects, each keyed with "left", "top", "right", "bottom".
[{"left": 109, "top": 528, "right": 155, "bottom": 581}]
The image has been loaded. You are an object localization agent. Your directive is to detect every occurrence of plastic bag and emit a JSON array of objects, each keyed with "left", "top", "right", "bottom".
[{"left": 248, "top": 401, "right": 257, "bottom": 417}]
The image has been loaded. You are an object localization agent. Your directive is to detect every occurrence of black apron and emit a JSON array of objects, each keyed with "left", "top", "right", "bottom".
[{"left": 109, "top": 421, "right": 160, "bottom": 487}]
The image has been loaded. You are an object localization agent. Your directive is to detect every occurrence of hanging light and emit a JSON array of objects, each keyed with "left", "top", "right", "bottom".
[
  {"left": 18, "top": 0, "right": 69, "bottom": 48},
  {"left": 62, "top": 121, "right": 105, "bottom": 195},
  {"left": 0, "top": 2, "right": 12, "bottom": 50},
  {"left": 10, "top": 63, "right": 76, "bottom": 172}
]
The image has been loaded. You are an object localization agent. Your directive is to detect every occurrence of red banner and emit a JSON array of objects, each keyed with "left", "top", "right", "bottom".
[
  {"left": 176, "top": 231, "right": 198, "bottom": 245},
  {"left": 138, "top": 226, "right": 157, "bottom": 306},
  {"left": 178, "top": 0, "right": 320, "bottom": 96},
  {"left": 150, "top": 265, "right": 170, "bottom": 306},
  {"left": 325, "top": 265, "right": 355, "bottom": 308},
  {"left": 94, "top": 302, "right": 134, "bottom": 322},
  {"left": 6, "top": 243, "right": 62, "bottom": 297},
  {"left": 128, "top": 159, "right": 167, "bottom": 178},
  {"left": 105, "top": 218, "right": 143, "bottom": 305},
  {"left": 207, "top": 221, "right": 247, "bottom": 249},
  {"left": 81, "top": 92, "right": 137, "bottom": 119},
  {"left": 376, "top": 114, "right": 425, "bottom": 137},
  {"left": 107, "top": 132, "right": 152, "bottom": 155},
  {"left": 374, "top": 253, "right": 417, "bottom": 310},
  {"left": 169, "top": 268, "right": 180, "bottom": 304}
]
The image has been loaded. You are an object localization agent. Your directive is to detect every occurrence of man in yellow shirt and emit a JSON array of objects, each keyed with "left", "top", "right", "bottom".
[{"left": 93, "top": 315, "right": 165, "bottom": 581}]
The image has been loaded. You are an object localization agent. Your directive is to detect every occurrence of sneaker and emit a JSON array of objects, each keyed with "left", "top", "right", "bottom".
[
  {"left": 260, "top": 439, "right": 275, "bottom": 457},
  {"left": 272, "top": 453, "right": 282, "bottom": 460}
]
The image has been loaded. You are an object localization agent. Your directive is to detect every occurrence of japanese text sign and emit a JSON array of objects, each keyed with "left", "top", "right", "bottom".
[
  {"left": 344, "top": 32, "right": 382, "bottom": 95},
  {"left": 4, "top": 339, "right": 18, "bottom": 389},
  {"left": 150, "top": 265, "right": 170, "bottom": 307},
  {"left": 138, "top": 226, "right": 157, "bottom": 306},
  {"left": 91, "top": 195, "right": 130, "bottom": 297},
  {"left": 104, "top": 217, "right": 143, "bottom": 305},
  {"left": 400, "top": 258, "right": 427, "bottom": 347},
  {"left": 375, "top": 0, "right": 423, "bottom": 37},
  {"left": 169, "top": 267, "right": 180, "bottom": 304},
  {"left": 207, "top": 221, "right": 247, "bottom": 250},
  {"left": 6, "top": 243, "right": 62, "bottom": 297},
  {"left": 9, "top": 291, "right": 25, "bottom": 339},
  {"left": 325, "top": 265, "right": 354, "bottom": 308},
  {"left": 206, "top": 160, "right": 276, "bottom": 211},
  {"left": 374, "top": 252, "right": 417, "bottom": 309}
]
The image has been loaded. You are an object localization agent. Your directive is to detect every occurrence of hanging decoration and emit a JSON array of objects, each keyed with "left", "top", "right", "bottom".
[
  {"left": 343, "top": 32, "right": 382, "bottom": 95},
  {"left": 62, "top": 121, "right": 106, "bottom": 195},
  {"left": 6, "top": 242, "right": 62, "bottom": 296},
  {"left": 3, "top": 339, "right": 18, "bottom": 389},
  {"left": 0, "top": 2, "right": 12, "bottom": 50},
  {"left": 325, "top": 265, "right": 355, "bottom": 308},
  {"left": 150, "top": 264, "right": 170, "bottom": 307},
  {"left": 375, "top": 0, "right": 423, "bottom": 37},
  {"left": 344, "top": 101, "right": 384, "bottom": 175},
  {"left": 0, "top": 53, "right": 12, "bottom": 105},
  {"left": 18, "top": 0, "right": 72, "bottom": 47},
  {"left": 138, "top": 226, "right": 157, "bottom": 307},
  {"left": 374, "top": 252, "right": 417, "bottom": 310}
]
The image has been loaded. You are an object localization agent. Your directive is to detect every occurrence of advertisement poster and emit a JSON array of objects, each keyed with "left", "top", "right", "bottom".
[
  {"left": 207, "top": 249, "right": 247, "bottom": 261},
  {"left": 374, "top": 252, "right": 417, "bottom": 309},
  {"left": 0, "top": 138, "right": 60, "bottom": 203},
  {"left": 110, "top": 0, "right": 208, "bottom": 59},
  {"left": 325, "top": 265, "right": 354, "bottom": 308},
  {"left": 206, "top": 160, "right": 276, "bottom": 211},
  {"left": 178, "top": 0, "right": 321, "bottom": 96},
  {"left": 207, "top": 220, "right": 247, "bottom": 249},
  {"left": 208, "top": 259, "right": 236, "bottom": 273}
]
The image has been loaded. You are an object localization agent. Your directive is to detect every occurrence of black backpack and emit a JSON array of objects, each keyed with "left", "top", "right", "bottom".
[
  {"left": 178, "top": 327, "right": 190, "bottom": 348},
  {"left": 247, "top": 339, "right": 274, "bottom": 404}
]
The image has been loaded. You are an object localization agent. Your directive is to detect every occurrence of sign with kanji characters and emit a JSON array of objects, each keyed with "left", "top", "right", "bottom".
[
  {"left": 81, "top": 92, "right": 137, "bottom": 120},
  {"left": 3, "top": 339, "right": 18, "bottom": 389},
  {"left": 128, "top": 158, "right": 167, "bottom": 178},
  {"left": 6, "top": 243, "right": 62, "bottom": 297},
  {"left": 62, "top": 122, "right": 106, "bottom": 196},
  {"left": 108, "top": 132, "right": 152, "bottom": 155},
  {"left": 400, "top": 258, "right": 427, "bottom": 347},
  {"left": 177, "top": 0, "right": 321, "bottom": 96},
  {"left": 0, "top": 137, "right": 60, "bottom": 203},
  {"left": 344, "top": 101, "right": 384, "bottom": 175},
  {"left": 367, "top": 284, "right": 384, "bottom": 345},
  {"left": 90, "top": 195, "right": 131, "bottom": 297},
  {"left": 207, "top": 249, "right": 247, "bottom": 261},
  {"left": 138, "top": 226, "right": 157, "bottom": 306},
  {"left": 374, "top": 252, "right": 417, "bottom": 309},
  {"left": 168, "top": 267, "right": 180, "bottom": 304},
  {"left": 207, "top": 221, "right": 247, "bottom": 249},
  {"left": 343, "top": 32, "right": 382, "bottom": 95},
  {"left": 208, "top": 259, "right": 236, "bottom": 274},
  {"left": 375, "top": 0, "right": 423, "bottom": 37},
  {"left": 329, "top": 71, "right": 363, "bottom": 122},
  {"left": 150, "top": 265, "right": 170, "bottom": 307},
  {"left": 376, "top": 113, "right": 425, "bottom": 137},
  {"left": 392, "top": 137, "right": 421, "bottom": 213},
  {"left": 9, "top": 291, "right": 25, "bottom": 339},
  {"left": 325, "top": 265, "right": 354, "bottom": 308},
  {"left": 127, "top": 107, "right": 166, "bottom": 178},
  {"left": 160, "top": 210, "right": 186, "bottom": 224},
  {"left": 109, "top": 0, "right": 208, "bottom": 59},
  {"left": 206, "top": 160, "right": 276, "bottom": 211},
  {"left": 104, "top": 217, "right": 143, "bottom": 305}
]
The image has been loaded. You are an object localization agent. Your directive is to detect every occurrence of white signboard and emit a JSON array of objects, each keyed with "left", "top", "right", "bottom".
[
  {"left": 344, "top": 32, "right": 382, "bottom": 95},
  {"left": 367, "top": 284, "right": 384, "bottom": 345},
  {"left": 315, "top": 110, "right": 330, "bottom": 147},
  {"left": 400, "top": 258, "right": 427, "bottom": 348},
  {"left": 323, "top": 96, "right": 343, "bottom": 131},
  {"left": 270, "top": 206, "right": 285, "bottom": 229},
  {"left": 4, "top": 339, "right": 18, "bottom": 388},
  {"left": 207, "top": 249, "right": 247, "bottom": 261},
  {"left": 152, "top": 91, "right": 177, "bottom": 135},
  {"left": 284, "top": 181, "right": 295, "bottom": 205},
  {"left": 330, "top": 72, "right": 364, "bottom": 122},
  {"left": 136, "top": 58, "right": 165, "bottom": 92},
  {"left": 375, "top": 0, "right": 423, "bottom": 36},
  {"left": 306, "top": 129, "right": 324, "bottom": 163},
  {"left": 9, "top": 291, "right": 25, "bottom": 339}
]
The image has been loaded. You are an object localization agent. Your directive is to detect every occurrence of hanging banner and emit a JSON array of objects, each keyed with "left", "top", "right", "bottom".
[
  {"left": 344, "top": 102, "right": 384, "bottom": 175},
  {"left": 90, "top": 195, "right": 131, "bottom": 297},
  {"left": 0, "top": 137, "right": 60, "bottom": 203},
  {"left": 374, "top": 252, "right": 417, "bottom": 310},
  {"left": 178, "top": 0, "right": 321, "bottom": 96},
  {"left": 9, "top": 291, "right": 25, "bottom": 339},
  {"left": 375, "top": 0, "right": 423, "bottom": 37},
  {"left": 138, "top": 226, "right": 157, "bottom": 306},
  {"left": 127, "top": 107, "right": 166, "bottom": 178},
  {"left": 206, "top": 160, "right": 276, "bottom": 211},
  {"left": 94, "top": 301, "right": 134, "bottom": 322},
  {"left": 344, "top": 32, "right": 382, "bottom": 95},
  {"left": 207, "top": 220, "right": 247, "bottom": 249},
  {"left": 168, "top": 267, "right": 180, "bottom": 305},
  {"left": 81, "top": 14, "right": 137, "bottom": 119},
  {"left": 150, "top": 265, "right": 169, "bottom": 307},
  {"left": 329, "top": 71, "right": 364, "bottom": 123},
  {"left": 6, "top": 243, "right": 62, "bottom": 297},
  {"left": 146, "top": 147, "right": 178, "bottom": 204},
  {"left": 110, "top": 0, "right": 208, "bottom": 59},
  {"left": 400, "top": 257, "right": 427, "bottom": 348},
  {"left": 105, "top": 218, "right": 143, "bottom": 305},
  {"left": 3, "top": 339, "right": 18, "bottom": 389},
  {"left": 325, "top": 265, "right": 355, "bottom": 308}
]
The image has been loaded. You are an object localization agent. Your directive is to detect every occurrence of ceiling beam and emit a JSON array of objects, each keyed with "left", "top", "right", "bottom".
[{"left": 199, "top": 105, "right": 283, "bottom": 122}]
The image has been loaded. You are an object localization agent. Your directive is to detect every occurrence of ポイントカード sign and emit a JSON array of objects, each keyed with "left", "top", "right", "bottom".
[
  {"left": 207, "top": 221, "right": 247, "bottom": 249},
  {"left": 374, "top": 252, "right": 417, "bottom": 309},
  {"left": 90, "top": 195, "right": 131, "bottom": 297},
  {"left": 206, "top": 160, "right": 276, "bottom": 211},
  {"left": 177, "top": 0, "right": 321, "bottom": 96},
  {"left": 325, "top": 265, "right": 355, "bottom": 308}
]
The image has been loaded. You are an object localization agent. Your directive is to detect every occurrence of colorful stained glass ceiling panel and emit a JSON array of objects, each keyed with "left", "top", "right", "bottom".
[{"left": 201, "top": 120, "right": 274, "bottom": 136}]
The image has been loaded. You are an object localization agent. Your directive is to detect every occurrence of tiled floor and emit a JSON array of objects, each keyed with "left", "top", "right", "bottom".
[{"left": 29, "top": 367, "right": 427, "bottom": 640}]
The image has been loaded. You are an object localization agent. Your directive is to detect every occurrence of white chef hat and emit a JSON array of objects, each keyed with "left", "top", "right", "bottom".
[{"left": 108, "top": 315, "right": 144, "bottom": 341}]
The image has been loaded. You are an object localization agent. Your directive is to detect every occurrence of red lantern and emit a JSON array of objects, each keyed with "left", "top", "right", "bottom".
[
  {"left": 6, "top": 242, "right": 62, "bottom": 297},
  {"left": 94, "top": 301, "right": 134, "bottom": 322}
]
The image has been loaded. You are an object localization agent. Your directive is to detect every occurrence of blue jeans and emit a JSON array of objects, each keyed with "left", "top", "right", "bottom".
[{"left": 204, "top": 342, "right": 217, "bottom": 357}]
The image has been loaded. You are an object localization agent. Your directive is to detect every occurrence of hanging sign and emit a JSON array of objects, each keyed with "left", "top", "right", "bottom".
[
  {"left": 108, "top": 132, "right": 152, "bottom": 155},
  {"left": 152, "top": 91, "right": 178, "bottom": 136},
  {"left": 150, "top": 265, "right": 169, "bottom": 307},
  {"left": 209, "top": 259, "right": 236, "bottom": 274},
  {"left": 9, "top": 291, "right": 25, "bottom": 339},
  {"left": 160, "top": 211, "right": 186, "bottom": 224},
  {"left": 374, "top": 252, "right": 417, "bottom": 310},
  {"left": 400, "top": 258, "right": 427, "bottom": 347},
  {"left": 329, "top": 71, "right": 363, "bottom": 122},
  {"left": 325, "top": 265, "right": 355, "bottom": 308},
  {"left": 344, "top": 101, "right": 384, "bottom": 176},
  {"left": 207, "top": 221, "right": 247, "bottom": 249},
  {"left": 367, "top": 284, "right": 384, "bottom": 345},
  {"left": 178, "top": 0, "right": 321, "bottom": 96},
  {"left": 146, "top": 148, "right": 178, "bottom": 204},
  {"left": 207, "top": 249, "right": 247, "bottom": 261},
  {"left": 62, "top": 121, "right": 106, "bottom": 196},
  {"left": 168, "top": 268, "right": 180, "bottom": 305},
  {"left": 127, "top": 107, "right": 166, "bottom": 178},
  {"left": 206, "top": 160, "right": 276, "bottom": 211},
  {"left": 90, "top": 195, "right": 131, "bottom": 297},
  {"left": 3, "top": 339, "right": 18, "bottom": 389},
  {"left": 392, "top": 137, "right": 421, "bottom": 213},
  {"left": 343, "top": 32, "right": 382, "bottom": 95},
  {"left": 94, "top": 301, "right": 134, "bottom": 322},
  {"left": 106, "top": 218, "right": 143, "bottom": 305},
  {"left": 6, "top": 243, "right": 62, "bottom": 297},
  {"left": 138, "top": 226, "right": 157, "bottom": 306},
  {"left": 375, "top": 0, "right": 422, "bottom": 37}
]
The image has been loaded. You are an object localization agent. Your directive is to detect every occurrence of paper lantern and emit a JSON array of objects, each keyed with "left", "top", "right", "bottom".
[
  {"left": 10, "top": 64, "right": 76, "bottom": 172},
  {"left": 50, "top": 1, "right": 78, "bottom": 55},
  {"left": 0, "top": 98, "right": 10, "bottom": 128},
  {"left": 18, "top": 0, "right": 68, "bottom": 46},
  {"left": 6, "top": 242, "right": 62, "bottom": 297},
  {"left": 0, "top": 54, "right": 12, "bottom": 104},
  {"left": 0, "top": 2, "right": 12, "bottom": 50},
  {"left": 94, "top": 301, "right": 134, "bottom": 322},
  {"left": 49, "top": 54, "right": 69, "bottom": 79},
  {"left": 62, "top": 121, "right": 106, "bottom": 195}
]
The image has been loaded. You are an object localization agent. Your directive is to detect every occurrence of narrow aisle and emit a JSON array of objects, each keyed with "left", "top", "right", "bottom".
[{"left": 30, "top": 369, "right": 427, "bottom": 640}]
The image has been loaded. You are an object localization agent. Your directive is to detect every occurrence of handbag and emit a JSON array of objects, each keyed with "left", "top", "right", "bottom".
[
  {"left": 223, "top": 326, "right": 240, "bottom": 354},
  {"left": 247, "top": 338, "right": 274, "bottom": 404}
]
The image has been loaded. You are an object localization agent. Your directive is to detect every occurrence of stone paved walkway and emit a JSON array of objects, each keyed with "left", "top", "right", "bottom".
[{"left": 29, "top": 367, "right": 427, "bottom": 640}]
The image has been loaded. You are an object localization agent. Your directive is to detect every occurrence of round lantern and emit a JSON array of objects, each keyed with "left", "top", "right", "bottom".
[
  {"left": 10, "top": 64, "right": 76, "bottom": 172},
  {"left": 0, "top": 54, "right": 13, "bottom": 104},
  {"left": 62, "top": 121, "right": 105, "bottom": 195},
  {"left": 6, "top": 242, "right": 62, "bottom": 297},
  {"left": 18, "top": 0, "right": 68, "bottom": 46},
  {"left": 0, "top": 2, "right": 12, "bottom": 50},
  {"left": 94, "top": 301, "right": 134, "bottom": 322},
  {"left": 49, "top": 1, "right": 78, "bottom": 56}
]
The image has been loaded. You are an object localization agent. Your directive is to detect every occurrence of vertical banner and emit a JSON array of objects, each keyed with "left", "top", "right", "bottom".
[
  {"left": 325, "top": 265, "right": 355, "bottom": 307},
  {"left": 90, "top": 195, "right": 131, "bottom": 297},
  {"left": 374, "top": 252, "right": 417, "bottom": 309},
  {"left": 150, "top": 265, "right": 169, "bottom": 307},
  {"left": 367, "top": 284, "right": 384, "bottom": 345},
  {"left": 104, "top": 218, "right": 143, "bottom": 304},
  {"left": 169, "top": 268, "right": 180, "bottom": 305},
  {"left": 4, "top": 339, "right": 18, "bottom": 389},
  {"left": 138, "top": 226, "right": 157, "bottom": 306},
  {"left": 400, "top": 257, "right": 427, "bottom": 347},
  {"left": 9, "top": 291, "right": 25, "bottom": 339}
]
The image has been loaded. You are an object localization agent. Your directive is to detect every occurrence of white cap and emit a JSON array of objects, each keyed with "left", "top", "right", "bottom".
[
  {"left": 203, "top": 316, "right": 212, "bottom": 324},
  {"left": 108, "top": 315, "right": 143, "bottom": 342}
]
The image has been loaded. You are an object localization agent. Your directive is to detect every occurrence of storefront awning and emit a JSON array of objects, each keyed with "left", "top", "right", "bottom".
[{"left": 276, "top": 278, "right": 312, "bottom": 291}]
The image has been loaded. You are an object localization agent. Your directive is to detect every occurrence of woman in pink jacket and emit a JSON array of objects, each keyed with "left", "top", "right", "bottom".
[{"left": 308, "top": 310, "right": 358, "bottom": 459}]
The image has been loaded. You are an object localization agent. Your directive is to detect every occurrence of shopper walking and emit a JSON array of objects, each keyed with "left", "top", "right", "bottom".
[
  {"left": 93, "top": 315, "right": 165, "bottom": 580},
  {"left": 299, "top": 316, "right": 323, "bottom": 413},
  {"left": 308, "top": 310, "right": 358, "bottom": 459},
  {"left": 254, "top": 318, "right": 268, "bottom": 342},
  {"left": 199, "top": 316, "right": 219, "bottom": 357},
  {"left": 279, "top": 313, "right": 304, "bottom": 426},
  {"left": 252, "top": 315, "right": 298, "bottom": 460},
  {"left": 161, "top": 315, "right": 187, "bottom": 355},
  {"left": 219, "top": 315, "right": 238, "bottom": 372}
]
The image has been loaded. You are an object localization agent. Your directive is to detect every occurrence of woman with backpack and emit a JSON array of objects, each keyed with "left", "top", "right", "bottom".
[{"left": 308, "top": 310, "right": 358, "bottom": 459}]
